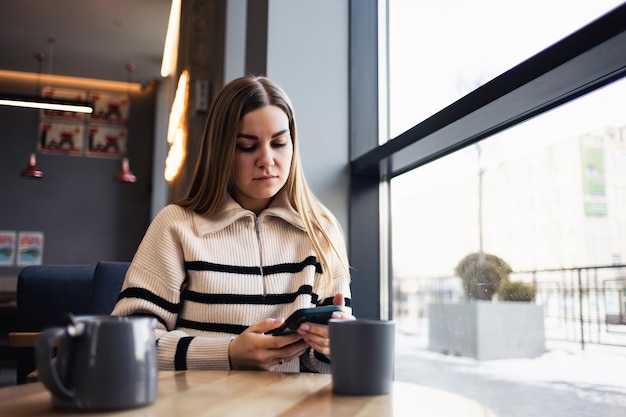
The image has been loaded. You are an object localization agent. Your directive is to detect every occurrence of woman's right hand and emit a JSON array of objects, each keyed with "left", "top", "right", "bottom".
[{"left": 228, "top": 318, "right": 308, "bottom": 370}]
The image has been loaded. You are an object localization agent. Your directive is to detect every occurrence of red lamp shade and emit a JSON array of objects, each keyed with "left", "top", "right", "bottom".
[
  {"left": 115, "top": 157, "right": 137, "bottom": 183},
  {"left": 20, "top": 153, "right": 44, "bottom": 179}
]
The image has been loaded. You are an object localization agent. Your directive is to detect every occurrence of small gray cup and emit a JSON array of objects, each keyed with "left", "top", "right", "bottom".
[{"left": 329, "top": 319, "right": 395, "bottom": 395}]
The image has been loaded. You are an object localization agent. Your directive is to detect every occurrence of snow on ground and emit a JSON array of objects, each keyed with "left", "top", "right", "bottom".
[{"left": 395, "top": 322, "right": 626, "bottom": 406}]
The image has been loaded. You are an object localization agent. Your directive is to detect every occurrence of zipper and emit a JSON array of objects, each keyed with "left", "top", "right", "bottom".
[{"left": 255, "top": 216, "right": 266, "bottom": 296}]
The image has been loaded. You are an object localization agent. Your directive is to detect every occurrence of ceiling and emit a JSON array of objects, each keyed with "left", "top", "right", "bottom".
[{"left": 0, "top": 0, "right": 171, "bottom": 86}]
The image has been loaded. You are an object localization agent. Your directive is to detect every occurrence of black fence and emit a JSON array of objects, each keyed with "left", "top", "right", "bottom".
[
  {"left": 393, "top": 264, "right": 626, "bottom": 349},
  {"left": 511, "top": 265, "right": 626, "bottom": 349}
]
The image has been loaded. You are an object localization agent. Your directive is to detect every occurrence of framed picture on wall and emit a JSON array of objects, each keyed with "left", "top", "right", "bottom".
[
  {"left": 0, "top": 231, "right": 16, "bottom": 266},
  {"left": 41, "top": 87, "right": 87, "bottom": 121},
  {"left": 17, "top": 231, "right": 44, "bottom": 266},
  {"left": 39, "top": 121, "right": 84, "bottom": 155},
  {"left": 88, "top": 91, "right": 129, "bottom": 124},
  {"left": 85, "top": 124, "right": 128, "bottom": 157}
]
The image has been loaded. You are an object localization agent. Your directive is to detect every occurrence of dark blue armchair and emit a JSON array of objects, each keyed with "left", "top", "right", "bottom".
[{"left": 13, "top": 261, "right": 129, "bottom": 384}]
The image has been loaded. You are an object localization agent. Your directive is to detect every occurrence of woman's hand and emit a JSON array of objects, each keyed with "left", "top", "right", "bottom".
[
  {"left": 228, "top": 318, "right": 308, "bottom": 370},
  {"left": 295, "top": 293, "right": 355, "bottom": 357}
]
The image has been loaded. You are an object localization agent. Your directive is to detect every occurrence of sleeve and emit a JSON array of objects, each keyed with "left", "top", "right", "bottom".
[{"left": 111, "top": 205, "right": 233, "bottom": 370}]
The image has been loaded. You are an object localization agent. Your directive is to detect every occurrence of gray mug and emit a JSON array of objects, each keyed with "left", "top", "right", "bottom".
[
  {"left": 35, "top": 315, "right": 158, "bottom": 411},
  {"left": 329, "top": 319, "right": 395, "bottom": 395}
]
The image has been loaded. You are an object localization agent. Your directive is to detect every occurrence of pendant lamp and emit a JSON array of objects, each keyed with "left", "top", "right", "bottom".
[
  {"left": 20, "top": 52, "right": 46, "bottom": 179},
  {"left": 20, "top": 153, "right": 44, "bottom": 178},
  {"left": 115, "top": 157, "right": 137, "bottom": 183},
  {"left": 115, "top": 63, "right": 137, "bottom": 183}
]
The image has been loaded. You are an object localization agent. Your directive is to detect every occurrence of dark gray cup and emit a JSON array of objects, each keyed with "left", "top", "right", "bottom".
[
  {"left": 35, "top": 315, "right": 158, "bottom": 410},
  {"left": 329, "top": 319, "right": 395, "bottom": 395}
]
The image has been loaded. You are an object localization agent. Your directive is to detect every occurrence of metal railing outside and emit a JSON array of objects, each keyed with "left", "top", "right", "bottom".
[
  {"left": 512, "top": 264, "right": 626, "bottom": 349},
  {"left": 393, "top": 264, "right": 626, "bottom": 349}
]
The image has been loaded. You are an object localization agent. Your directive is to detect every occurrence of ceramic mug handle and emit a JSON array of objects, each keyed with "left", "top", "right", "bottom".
[{"left": 35, "top": 327, "right": 76, "bottom": 401}]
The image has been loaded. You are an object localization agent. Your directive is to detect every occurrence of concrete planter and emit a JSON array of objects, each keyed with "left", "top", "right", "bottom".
[{"left": 428, "top": 301, "right": 545, "bottom": 360}]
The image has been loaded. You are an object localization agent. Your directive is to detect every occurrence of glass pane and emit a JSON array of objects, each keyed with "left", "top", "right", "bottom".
[
  {"left": 388, "top": 0, "right": 625, "bottom": 138},
  {"left": 388, "top": 1, "right": 626, "bottom": 416},
  {"left": 391, "top": 77, "right": 626, "bottom": 417}
]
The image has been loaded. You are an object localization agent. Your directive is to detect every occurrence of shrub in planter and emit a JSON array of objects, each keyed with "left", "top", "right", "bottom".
[
  {"left": 498, "top": 280, "right": 536, "bottom": 302},
  {"left": 431, "top": 253, "right": 545, "bottom": 359},
  {"left": 455, "top": 252, "right": 512, "bottom": 301}
]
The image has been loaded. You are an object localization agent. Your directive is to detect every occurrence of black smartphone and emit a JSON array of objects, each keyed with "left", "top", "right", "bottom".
[{"left": 268, "top": 305, "right": 342, "bottom": 336}]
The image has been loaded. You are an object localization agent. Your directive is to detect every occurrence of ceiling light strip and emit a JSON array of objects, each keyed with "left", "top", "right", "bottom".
[
  {"left": 0, "top": 70, "right": 143, "bottom": 93},
  {"left": 0, "top": 97, "right": 93, "bottom": 113}
]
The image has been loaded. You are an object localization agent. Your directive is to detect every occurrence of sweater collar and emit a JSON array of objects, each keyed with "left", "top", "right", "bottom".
[{"left": 194, "top": 187, "right": 305, "bottom": 235}]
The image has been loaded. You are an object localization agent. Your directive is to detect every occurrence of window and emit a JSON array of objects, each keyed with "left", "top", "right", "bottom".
[
  {"left": 387, "top": 1, "right": 625, "bottom": 138},
  {"left": 349, "top": 1, "right": 626, "bottom": 416}
]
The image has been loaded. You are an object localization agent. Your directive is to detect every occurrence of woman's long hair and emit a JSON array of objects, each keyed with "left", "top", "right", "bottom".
[{"left": 176, "top": 75, "right": 350, "bottom": 291}]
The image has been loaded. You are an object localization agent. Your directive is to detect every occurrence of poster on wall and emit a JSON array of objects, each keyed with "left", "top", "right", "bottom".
[
  {"left": 85, "top": 124, "right": 128, "bottom": 157},
  {"left": 41, "top": 87, "right": 87, "bottom": 121},
  {"left": 88, "top": 91, "right": 130, "bottom": 124},
  {"left": 39, "top": 121, "right": 84, "bottom": 155},
  {"left": 0, "top": 231, "right": 16, "bottom": 266},
  {"left": 17, "top": 231, "right": 44, "bottom": 266}
]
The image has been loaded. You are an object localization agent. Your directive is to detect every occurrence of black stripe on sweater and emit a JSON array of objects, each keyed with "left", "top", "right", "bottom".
[
  {"left": 181, "top": 284, "right": 316, "bottom": 305},
  {"left": 314, "top": 350, "right": 331, "bottom": 364},
  {"left": 118, "top": 287, "right": 180, "bottom": 313},
  {"left": 263, "top": 256, "right": 322, "bottom": 275},
  {"left": 176, "top": 319, "right": 247, "bottom": 335},
  {"left": 185, "top": 261, "right": 260, "bottom": 275},
  {"left": 174, "top": 336, "right": 194, "bottom": 370},
  {"left": 184, "top": 255, "right": 322, "bottom": 276}
]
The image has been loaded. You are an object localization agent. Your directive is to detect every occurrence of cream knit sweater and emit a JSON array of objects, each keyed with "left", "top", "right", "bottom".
[{"left": 111, "top": 189, "right": 351, "bottom": 373}]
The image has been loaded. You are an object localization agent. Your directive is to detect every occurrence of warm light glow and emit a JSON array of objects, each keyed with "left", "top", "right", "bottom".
[
  {"left": 164, "top": 70, "right": 188, "bottom": 182},
  {"left": 0, "top": 98, "right": 93, "bottom": 113},
  {"left": 167, "top": 70, "right": 188, "bottom": 140},
  {"left": 161, "top": 0, "right": 181, "bottom": 78},
  {"left": 165, "top": 128, "right": 185, "bottom": 182},
  {"left": 0, "top": 70, "right": 143, "bottom": 92}
]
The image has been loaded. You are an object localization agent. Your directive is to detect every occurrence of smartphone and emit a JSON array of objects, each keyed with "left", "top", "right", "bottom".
[{"left": 268, "top": 305, "right": 342, "bottom": 336}]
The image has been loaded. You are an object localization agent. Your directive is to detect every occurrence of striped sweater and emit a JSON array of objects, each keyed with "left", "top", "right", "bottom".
[{"left": 111, "top": 189, "right": 351, "bottom": 373}]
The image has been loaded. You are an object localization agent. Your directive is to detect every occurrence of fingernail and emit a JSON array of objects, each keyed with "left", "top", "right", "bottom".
[
  {"left": 300, "top": 323, "right": 311, "bottom": 331},
  {"left": 332, "top": 312, "right": 342, "bottom": 318}
]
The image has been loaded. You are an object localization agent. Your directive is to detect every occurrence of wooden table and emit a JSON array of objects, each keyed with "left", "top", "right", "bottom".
[
  {"left": 7, "top": 331, "right": 39, "bottom": 347},
  {"left": 0, "top": 370, "right": 496, "bottom": 417}
]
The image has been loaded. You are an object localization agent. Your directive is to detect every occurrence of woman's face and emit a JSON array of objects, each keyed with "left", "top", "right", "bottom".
[{"left": 231, "top": 104, "right": 293, "bottom": 214}]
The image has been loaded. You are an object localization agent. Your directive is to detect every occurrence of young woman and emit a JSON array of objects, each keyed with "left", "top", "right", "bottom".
[{"left": 112, "top": 75, "right": 353, "bottom": 373}]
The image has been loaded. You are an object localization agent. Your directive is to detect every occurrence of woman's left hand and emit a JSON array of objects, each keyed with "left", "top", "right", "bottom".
[{"left": 296, "top": 293, "right": 355, "bottom": 357}]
